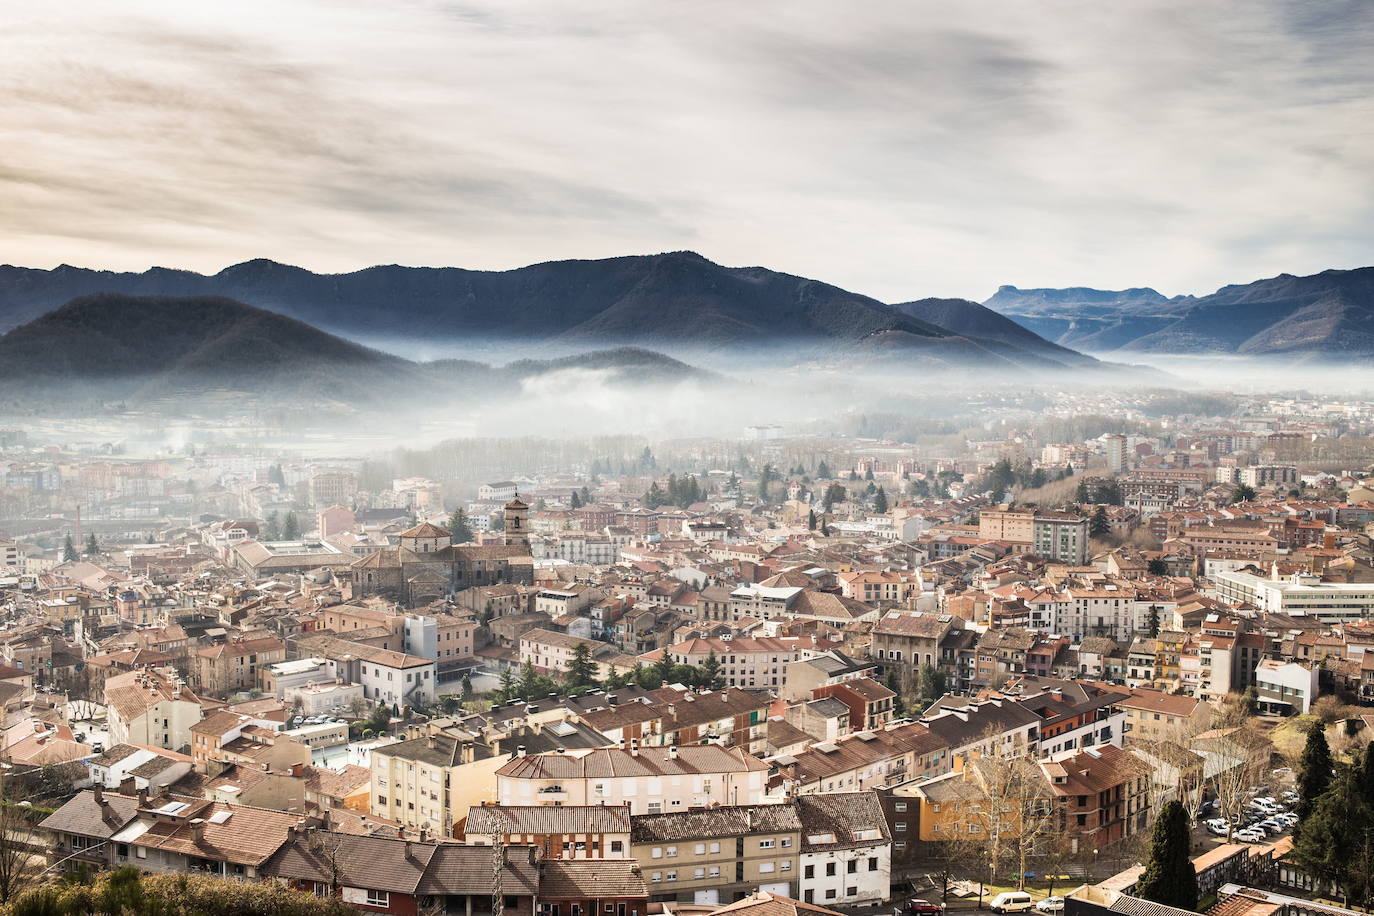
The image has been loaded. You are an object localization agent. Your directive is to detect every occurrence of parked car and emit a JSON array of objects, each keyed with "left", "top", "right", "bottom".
[
  {"left": 1036, "top": 898, "right": 1065, "bottom": 914},
  {"left": 990, "top": 893, "right": 1035, "bottom": 913},
  {"left": 1235, "top": 829, "right": 1266, "bottom": 843},
  {"left": 905, "top": 900, "right": 945, "bottom": 915}
]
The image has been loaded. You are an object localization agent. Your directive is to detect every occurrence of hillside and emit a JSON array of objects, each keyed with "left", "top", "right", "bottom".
[
  {"left": 0, "top": 294, "right": 715, "bottom": 408},
  {"left": 891, "top": 297, "right": 1099, "bottom": 367},
  {"left": 985, "top": 267, "right": 1374, "bottom": 356}
]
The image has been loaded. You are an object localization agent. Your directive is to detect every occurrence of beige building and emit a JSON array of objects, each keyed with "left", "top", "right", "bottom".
[
  {"left": 631, "top": 804, "right": 803, "bottom": 905},
  {"left": 978, "top": 507, "right": 1035, "bottom": 543},
  {"left": 496, "top": 745, "right": 770, "bottom": 814},
  {"left": 193, "top": 636, "right": 286, "bottom": 696}
]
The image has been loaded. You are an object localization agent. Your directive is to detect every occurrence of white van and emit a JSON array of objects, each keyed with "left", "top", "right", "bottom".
[{"left": 990, "top": 893, "right": 1035, "bottom": 913}]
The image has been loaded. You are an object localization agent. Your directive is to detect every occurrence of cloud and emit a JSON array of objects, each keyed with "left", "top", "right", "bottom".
[{"left": 1, "top": 0, "right": 1371, "bottom": 300}]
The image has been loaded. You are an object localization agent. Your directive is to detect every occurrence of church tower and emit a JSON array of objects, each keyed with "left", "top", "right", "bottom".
[{"left": 503, "top": 495, "right": 529, "bottom": 549}]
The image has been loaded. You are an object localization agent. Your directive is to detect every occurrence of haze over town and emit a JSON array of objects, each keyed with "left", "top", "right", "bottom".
[{"left": 2, "top": 5, "right": 1374, "bottom": 916}]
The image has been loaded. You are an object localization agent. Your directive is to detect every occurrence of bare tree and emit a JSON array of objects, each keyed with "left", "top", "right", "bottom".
[
  {"left": 955, "top": 738, "right": 1062, "bottom": 892},
  {"left": 0, "top": 775, "right": 43, "bottom": 903}
]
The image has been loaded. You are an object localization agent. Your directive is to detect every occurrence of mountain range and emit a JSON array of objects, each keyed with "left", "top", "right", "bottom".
[
  {"left": 988, "top": 266, "right": 1374, "bottom": 357},
  {"left": 0, "top": 252, "right": 1102, "bottom": 374},
  {"left": 0, "top": 293, "right": 711, "bottom": 408}
]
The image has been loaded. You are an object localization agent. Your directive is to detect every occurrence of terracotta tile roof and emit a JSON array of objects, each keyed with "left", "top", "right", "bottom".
[
  {"left": 263, "top": 832, "right": 436, "bottom": 893},
  {"left": 467, "top": 804, "right": 631, "bottom": 837},
  {"left": 630, "top": 803, "right": 800, "bottom": 843},
  {"left": 709, "top": 891, "right": 847, "bottom": 916},
  {"left": 415, "top": 845, "right": 540, "bottom": 896},
  {"left": 495, "top": 745, "right": 767, "bottom": 779},
  {"left": 539, "top": 859, "right": 646, "bottom": 899}
]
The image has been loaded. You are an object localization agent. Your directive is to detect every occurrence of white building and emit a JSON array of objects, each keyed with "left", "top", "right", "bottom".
[
  {"left": 1213, "top": 570, "right": 1374, "bottom": 623},
  {"left": 478, "top": 481, "right": 519, "bottom": 502},
  {"left": 795, "top": 793, "right": 892, "bottom": 907},
  {"left": 495, "top": 745, "right": 769, "bottom": 814},
  {"left": 1253, "top": 659, "right": 1319, "bottom": 715}
]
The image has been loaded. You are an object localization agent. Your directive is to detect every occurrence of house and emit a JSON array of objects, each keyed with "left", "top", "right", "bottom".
[
  {"left": 463, "top": 804, "right": 633, "bottom": 860},
  {"left": 773, "top": 720, "right": 950, "bottom": 795},
  {"left": 193, "top": 636, "right": 286, "bottom": 696},
  {"left": 1040, "top": 744, "right": 1153, "bottom": 852},
  {"left": 104, "top": 668, "right": 207, "bottom": 752},
  {"left": 1115, "top": 687, "right": 1210, "bottom": 741},
  {"left": 537, "top": 859, "right": 649, "bottom": 916},
  {"left": 264, "top": 832, "right": 541, "bottom": 916},
  {"left": 86, "top": 744, "right": 193, "bottom": 794},
  {"left": 1253, "top": 659, "right": 1319, "bottom": 715},
  {"left": 793, "top": 793, "right": 891, "bottom": 907}
]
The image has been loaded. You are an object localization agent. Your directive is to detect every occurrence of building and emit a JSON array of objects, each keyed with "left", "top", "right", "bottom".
[
  {"left": 1213, "top": 569, "right": 1374, "bottom": 623},
  {"left": 1040, "top": 744, "right": 1152, "bottom": 851},
  {"left": 463, "top": 804, "right": 632, "bottom": 860},
  {"left": 793, "top": 793, "right": 891, "bottom": 907},
  {"left": 193, "top": 636, "right": 286, "bottom": 696},
  {"left": 1033, "top": 512, "right": 1089, "bottom": 565},
  {"left": 495, "top": 745, "right": 770, "bottom": 814},
  {"left": 1105, "top": 435, "right": 1128, "bottom": 474},
  {"left": 104, "top": 668, "right": 206, "bottom": 752},
  {"left": 350, "top": 516, "right": 534, "bottom": 606},
  {"left": 479, "top": 482, "right": 520, "bottom": 501},
  {"left": 631, "top": 803, "right": 803, "bottom": 904},
  {"left": 307, "top": 471, "right": 359, "bottom": 508},
  {"left": 1253, "top": 659, "right": 1319, "bottom": 715}
]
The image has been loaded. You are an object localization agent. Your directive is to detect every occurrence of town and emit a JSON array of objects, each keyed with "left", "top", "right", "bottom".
[{"left": 2, "top": 389, "right": 1374, "bottom": 916}]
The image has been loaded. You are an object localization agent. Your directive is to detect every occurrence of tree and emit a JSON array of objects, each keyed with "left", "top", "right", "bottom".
[
  {"left": 807, "top": 509, "right": 817, "bottom": 531},
  {"left": 1089, "top": 505, "right": 1112, "bottom": 539},
  {"left": 0, "top": 787, "right": 43, "bottom": 903},
  {"left": 864, "top": 466, "right": 875, "bottom": 481},
  {"left": 517, "top": 661, "right": 540, "bottom": 699},
  {"left": 873, "top": 486, "right": 889, "bottom": 513},
  {"left": 569, "top": 490, "right": 583, "bottom": 509},
  {"left": 84, "top": 533, "right": 98, "bottom": 556},
  {"left": 497, "top": 666, "right": 517, "bottom": 702},
  {"left": 564, "top": 643, "right": 599, "bottom": 690},
  {"left": 447, "top": 508, "right": 475, "bottom": 543},
  {"left": 915, "top": 663, "right": 947, "bottom": 705},
  {"left": 757, "top": 464, "right": 776, "bottom": 502},
  {"left": 701, "top": 649, "right": 724, "bottom": 690},
  {"left": 580, "top": 486, "right": 591, "bottom": 505},
  {"left": 644, "top": 482, "right": 667, "bottom": 509},
  {"left": 282, "top": 511, "right": 300, "bottom": 540},
  {"left": 1234, "top": 483, "right": 1257, "bottom": 503},
  {"left": 1134, "top": 800, "right": 1199, "bottom": 911},
  {"left": 264, "top": 510, "right": 282, "bottom": 541},
  {"left": 817, "top": 460, "right": 831, "bottom": 479},
  {"left": 1360, "top": 741, "right": 1374, "bottom": 811},
  {"left": 461, "top": 672, "right": 474, "bottom": 700},
  {"left": 1147, "top": 558, "right": 1169, "bottom": 576},
  {"left": 1297, "top": 722, "right": 1333, "bottom": 822},
  {"left": 1145, "top": 605, "right": 1161, "bottom": 638},
  {"left": 62, "top": 534, "right": 78, "bottom": 562},
  {"left": 822, "top": 482, "right": 846, "bottom": 513},
  {"left": 1291, "top": 770, "right": 1374, "bottom": 905}
]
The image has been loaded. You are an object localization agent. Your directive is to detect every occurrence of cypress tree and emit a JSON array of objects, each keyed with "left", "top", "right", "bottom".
[
  {"left": 1291, "top": 770, "right": 1373, "bottom": 904},
  {"left": 1297, "top": 723, "right": 1333, "bottom": 822},
  {"left": 1134, "top": 800, "right": 1199, "bottom": 911},
  {"left": 1360, "top": 742, "right": 1374, "bottom": 811}
]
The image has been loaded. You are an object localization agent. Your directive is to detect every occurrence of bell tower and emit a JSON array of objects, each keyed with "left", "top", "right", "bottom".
[{"left": 503, "top": 495, "right": 529, "bottom": 549}]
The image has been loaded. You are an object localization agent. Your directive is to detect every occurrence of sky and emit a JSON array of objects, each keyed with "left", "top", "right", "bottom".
[{"left": 3, "top": 0, "right": 1372, "bottom": 302}]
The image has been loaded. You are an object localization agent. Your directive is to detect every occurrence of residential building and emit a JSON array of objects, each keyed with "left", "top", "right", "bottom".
[
  {"left": 495, "top": 744, "right": 769, "bottom": 814},
  {"left": 631, "top": 803, "right": 803, "bottom": 904}
]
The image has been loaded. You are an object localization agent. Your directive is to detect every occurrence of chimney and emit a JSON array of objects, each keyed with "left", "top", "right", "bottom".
[
  {"left": 669, "top": 746, "right": 679, "bottom": 760},
  {"left": 630, "top": 739, "right": 640, "bottom": 758},
  {"left": 517, "top": 745, "right": 527, "bottom": 757},
  {"left": 190, "top": 818, "right": 206, "bottom": 845},
  {"left": 404, "top": 840, "right": 413, "bottom": 860},
  {"left": 419, "top": 827, "right": 429, "bottom": 843},
  {"left": 92, "top": 785, "right": 104, "bottom": 805},
  {"left": 427, "top": 735, "right": 437, "bottom": 750},
  {"left": 137, "top": 788, "right": 149, "bottom": 808}
]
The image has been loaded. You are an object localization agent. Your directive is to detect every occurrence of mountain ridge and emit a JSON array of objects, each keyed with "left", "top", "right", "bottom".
[{"left": 0, "top": 252, "right": 1093, "bottom": 373}]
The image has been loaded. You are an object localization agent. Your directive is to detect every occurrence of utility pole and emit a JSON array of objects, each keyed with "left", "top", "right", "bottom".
[{"left": 489, "top": 809, "right": 512, "bottom": 916}]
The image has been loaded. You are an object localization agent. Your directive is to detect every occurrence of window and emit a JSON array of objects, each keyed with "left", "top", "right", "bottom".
[
  {"left": 709, "top": 842, "right": 721, "bottom": 853},
  {"left": 693, "top": 869, "right": 705, "bottom": 879},
  {"left": 804, "top": 865, "right": 815, "bottom": 879},
  {"left": 665, "top": 872, "right": 677, "bottom": 881},
  {"left": 780, "top": 837, "right": 792, "bottom": 848},
  {"left": 651, "top": 873, "right": 662, "bottom": 883},
  {"left": 759, "top": 839, "right": 775, "bottom": 849},
  {"left": 610, "top": 841, "right": 624, "bottom": 854},
  {"left": 666, "top": 846, "right": 678, "bottom": 857},
  {"left": 759, "top": 863, "right": 775, "bottom": 874},
  {"left": 869, "top": 858, "right": 879, "bottom": 871},
  {"left": 694, "top": 844, "right": 706, "bottom": 855},
  {"left": 709, "top": 867, "right": 720, "bottom": 878},
  {"left": 895, "top": 802, "right": 908, "bottom": 813},
  {"left": 847, "top": 861, "right": 858, "bottom": 874},
  {"left": 366, "top": 890, "right": 390, "bottom": 907},
  {"left": 826, "top": 863, "right": 836, "bottom": 877},
  {"left": 780, "top": 861, "right": 792, "bottom": 872},
  {"left": 651, "top": 848, "right": 662, "bottom": 859}
]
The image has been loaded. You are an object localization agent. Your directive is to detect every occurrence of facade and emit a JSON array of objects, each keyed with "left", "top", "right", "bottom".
[
  {"left": 1033, "top": 512, "right": 1089, "bottom": 565},
  {"left": 1213, "top": 570, "right": 1374, "bottom": 623},
  {"left": 1253, "top": 659, "right": 1318, "bottom": 715},
  {"left": 495, "top": 745, "right": 770, "bottom": 814},
  {"left": 351, "top": 516, "right": 534, "bottom": 607},
  {"left": 464, "top": 804, "right": 632, "bottom": 860},
  {"left": 104, "top": 668, "right": 206, "bottom": 752},
  {"left": 631, "top": 804, "right": 803, "bottom": 904}
]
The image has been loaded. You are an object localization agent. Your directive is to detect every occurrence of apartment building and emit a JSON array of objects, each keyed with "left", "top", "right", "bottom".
[
  {"left": 631, "top": 804, "right": 803, "bottom": 904},
  {"left": 662, "top": 637, "right": 820, "bottom": 691},
  {"left": 794, "top": 793, "right": 891, "bottom": 907},
  {"left": 775, "top": 720, "right": 951, "bottom": 795},
  {"left": 495, "top": 744, "right": 769, "bottom": 814},
  {"left": 193, "top": 635, "right": 286, "bottom": 696}
]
